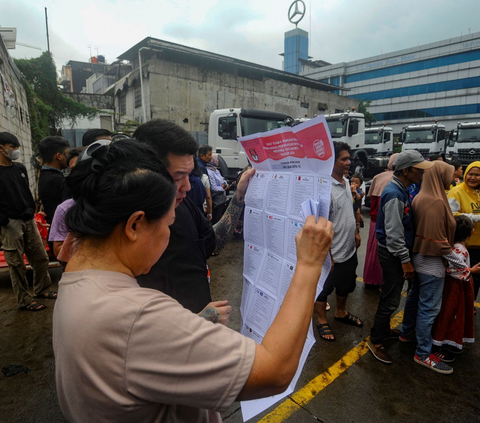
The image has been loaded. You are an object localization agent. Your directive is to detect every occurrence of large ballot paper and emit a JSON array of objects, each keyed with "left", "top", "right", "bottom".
[{"left": 238, "top": 116, "right": 335, "bottom": 421}]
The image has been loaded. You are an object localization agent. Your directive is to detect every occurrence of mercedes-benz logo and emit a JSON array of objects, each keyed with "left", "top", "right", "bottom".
[{"left": 288, "top": 0, "right": 306, "bottom": 26}]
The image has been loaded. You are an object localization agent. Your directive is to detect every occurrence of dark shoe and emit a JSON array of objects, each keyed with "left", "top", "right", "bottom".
[
  {"left": 334, "top": 312, "right": 363, "bottom": 327},
  {"left": 22, "top": 301, "right": 47, "bottom": 312},
  {"left": 414, "top": 354, "right": 453, "bottom": 374},
  {"left": 367, "top": 338, "right": 393, "bottom": 364},
  {"left": 35, "top": 290, "right": 57, "bottom": 299},
  {"left": 443, "top": 345, "right": 463, "bottom": 355},
  {"left": 381, "top": 329, "right": 401, "bottom": 341},
  {"left": 399, "top": 334, "right": 417, "bottom": 343},
  {"left": 434, "top": 348, "right": 456, "bottom": 363},
  {"left": 316, "top": 322, "right": 335, "bottom": 342}
]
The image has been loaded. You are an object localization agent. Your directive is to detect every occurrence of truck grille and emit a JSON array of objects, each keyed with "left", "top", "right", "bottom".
[{"left": 454, "top": 148, "right": 480, "bottom": 162}]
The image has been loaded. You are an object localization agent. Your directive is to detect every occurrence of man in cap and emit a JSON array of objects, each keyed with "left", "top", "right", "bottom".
[{"left": 367, "top": 150, "right": 434, "bottom": 364}]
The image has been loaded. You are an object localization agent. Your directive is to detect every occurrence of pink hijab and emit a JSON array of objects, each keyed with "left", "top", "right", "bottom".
[{"left": 368, "top": 153, "right": 398, "bottom": 197}]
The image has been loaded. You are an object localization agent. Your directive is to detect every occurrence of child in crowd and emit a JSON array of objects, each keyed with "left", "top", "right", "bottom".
[
  {"left": 350, "top": 173, "right": 364, "bottom": 228},
  {"left": 432, "top": 215, "right": 476, "bottom": 361}
]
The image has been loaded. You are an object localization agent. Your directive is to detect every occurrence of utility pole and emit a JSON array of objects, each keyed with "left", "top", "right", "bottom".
[{"left": 45, "top": 7, "right": 50, "bottom": 53}]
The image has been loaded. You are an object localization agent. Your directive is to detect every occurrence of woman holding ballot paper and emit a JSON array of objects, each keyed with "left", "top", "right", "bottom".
[{"left": 53, "top": 139, "right": 333, "bottom": 423}]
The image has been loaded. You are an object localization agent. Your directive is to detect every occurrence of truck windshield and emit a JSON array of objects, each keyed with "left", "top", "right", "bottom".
[
  {"left": 457, "top": 127, "right": 480, "bottom": 142},
  {"left": 240, "top": 116, "right": 287, "bottom": 136},
  {"left": 365, "top": 132, "right": 381, "bottom": 145},
  {"left": 405, "top": 129, "right": 434, "bottom": 144},
  {"left": 325, "top": 119, "right": 345, "bottom": 138}
]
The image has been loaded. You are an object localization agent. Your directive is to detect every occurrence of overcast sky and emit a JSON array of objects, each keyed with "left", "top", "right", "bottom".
[{"left": 2, "top": 0, "right": 480, "bottom": 73}]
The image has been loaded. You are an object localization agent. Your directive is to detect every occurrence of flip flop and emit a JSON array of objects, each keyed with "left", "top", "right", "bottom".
[
  {"left": 334, "top": 312, "right": 363, "bottom": 327},
  {"left": 316, "top": 322, "right": 336, "bottom": 342},
  {"left": 35, "top": 291, "right": 57, "bottom": 299},
  {"left": 22, "top": 302, "right": 47, "bottom": 312}
]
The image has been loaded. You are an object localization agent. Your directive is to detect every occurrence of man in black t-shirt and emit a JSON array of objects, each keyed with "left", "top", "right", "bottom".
[
  {"left": 38, "top": 136, "right": 71, "bottom": 224},
  {"left": 134, "top": 120, "right": 254, "bottom": 320},
  {"left": 0, "top": 132, "right": 55, "bottom": 311}
]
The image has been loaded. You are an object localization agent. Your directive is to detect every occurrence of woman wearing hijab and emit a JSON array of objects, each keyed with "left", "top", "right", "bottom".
[
  {"left": 53, "top": 140, "right": 334, "bottom": 423},
  {"left": 448, "top": 161, "right": 480, "bottom": 305},
  {"left": 363, "top": 153, "right": 398, "bottom": 289},
  {"left": 401, "top": 161, "right": 456, "bottom": 374}
]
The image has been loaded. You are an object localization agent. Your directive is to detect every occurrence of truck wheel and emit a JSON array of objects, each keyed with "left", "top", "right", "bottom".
[{"left": 352, "top": 160, "right": 364, "bottom": 176}]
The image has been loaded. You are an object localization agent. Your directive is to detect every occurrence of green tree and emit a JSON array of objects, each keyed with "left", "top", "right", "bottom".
[
  {"left": 357, "top": 99, "right": 376, "bottom": 127},
  {"left": 14, "top": 52, "right": 98, "bottom": 149}
]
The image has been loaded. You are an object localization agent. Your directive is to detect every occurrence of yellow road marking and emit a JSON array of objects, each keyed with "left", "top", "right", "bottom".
[{"left": 258, "top": 312, "right": 404, "bottom": 422}]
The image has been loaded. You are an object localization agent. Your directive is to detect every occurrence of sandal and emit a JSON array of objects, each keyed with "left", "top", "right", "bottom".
[
  {"left": 316, "top": 322, "right": 336, "bottom": 342},
  {"left": 334, "top": 312, "right": 364, "bottom": 327},
  {"left": 22, "top": 302, "right": 46, "bottom": 312},
  {"left": 35, "top": 291, "right": 57, "bottom": 299}
]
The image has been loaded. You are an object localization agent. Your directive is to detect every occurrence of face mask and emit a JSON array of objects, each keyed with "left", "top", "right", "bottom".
[{"left": 1, "top": 147, "right": 20, "bottom": 161}]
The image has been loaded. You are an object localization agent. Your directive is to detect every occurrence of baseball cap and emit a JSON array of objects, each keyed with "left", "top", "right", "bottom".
[{"left": 393, "top": 150, "right": 435, "bottom": 171}]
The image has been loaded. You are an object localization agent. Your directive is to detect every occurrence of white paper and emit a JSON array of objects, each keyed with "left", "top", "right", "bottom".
[
  {"left": 245, "top": 171, "right": 269, "bottom": 210},
  {"left": 265, "top": 213, "right": 287, "bottom": 257},
  {"left": 238, "top": 116, "right": 335, "bottom": 421},
  {"left": 244, "top": 207, "right": 265, "bottom": 247}
]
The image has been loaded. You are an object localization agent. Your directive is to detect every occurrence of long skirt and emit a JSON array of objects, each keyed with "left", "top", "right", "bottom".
[
  {"left": 432, "top": 274, "right": 475, "bottom": 350},
  {"left": 363, "top": 220, "right": 382, "bottom": 287}
]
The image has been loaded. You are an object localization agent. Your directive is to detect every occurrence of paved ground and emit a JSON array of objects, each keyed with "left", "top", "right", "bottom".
[{"left": 0, "top": 210, "right": 479, "bottom": 422}]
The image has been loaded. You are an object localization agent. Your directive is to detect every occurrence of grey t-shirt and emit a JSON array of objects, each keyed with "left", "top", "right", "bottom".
[
  {"left": 329, "top": 177, "right": 357, "bottom": 263},
  {"left": 53, "top": 269, "right": 256, "bottom": 423}
]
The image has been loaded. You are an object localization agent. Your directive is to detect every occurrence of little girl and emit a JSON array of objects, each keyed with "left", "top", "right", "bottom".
[{"left": 432, "top": 215, "right": 476, "bottom": 360}]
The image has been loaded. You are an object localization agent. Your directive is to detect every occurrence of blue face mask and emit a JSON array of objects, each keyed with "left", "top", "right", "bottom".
[{"left": 1, "top": 146, "right": 20, "bottom": 161}]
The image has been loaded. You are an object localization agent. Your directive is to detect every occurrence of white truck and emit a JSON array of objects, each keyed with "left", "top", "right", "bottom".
[
  {"left": 400, "top": 121, "right": 447, "bottom": 158},
  {"left": 206, "top": 108, "right": 291, "bottom": 179},
  {"left": 365, "top": 124, "right": 394, "bottom": 155},
  {"left": 323, "top": 110, "right": 390, "bottom": 177},
  {"left": 449, "top": 122, "right": 480, "bottom": 166}
]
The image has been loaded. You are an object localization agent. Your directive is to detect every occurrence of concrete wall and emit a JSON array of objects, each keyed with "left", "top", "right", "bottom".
[
  {"left": 114, "top": 58, "right": 357, "bottom": 132},
  {"left": 0, "top": 37, "right": 36, "bottom": 194}
]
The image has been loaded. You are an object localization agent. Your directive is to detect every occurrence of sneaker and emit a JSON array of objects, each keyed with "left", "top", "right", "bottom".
[
  {"left": 367, "top": 338, "right": 393, "bottom": 364},
  {"left": 382, "top": 329, "right": 401, "bottom": 341},
  {"left": 433, "top": 349, "right": 455, "bottom": 363},
  {"left": 414, "top": 354, "right": 453, "bottom": 374},
  {"left": 443, "top": 345, "right": 463, "bottom": 355}
]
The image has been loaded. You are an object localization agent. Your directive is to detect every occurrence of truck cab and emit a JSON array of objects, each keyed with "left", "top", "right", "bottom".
[
  {"left": 323, "top": 110, "right": 389, "bottom": 176},
  {"left": 365, "top": 125, "right": 394, "bottom": 155},
  {"left": 400, "top": 121, "right": 447, "bottom": 158},
  {"left": 208, "top": 108, "right": 290, "bottom": 178},
  {"left": 450, "top": 122, "right": 480, "bottom": 166}
]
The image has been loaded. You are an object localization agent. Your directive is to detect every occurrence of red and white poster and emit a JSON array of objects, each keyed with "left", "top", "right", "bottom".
[{"left": 238, "top": 116, "right": 334, "bottom": 421}]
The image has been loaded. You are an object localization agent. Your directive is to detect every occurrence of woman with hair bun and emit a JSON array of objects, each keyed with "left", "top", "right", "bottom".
[{"left": 53, "top": 140, "right": 334, "bottom": 423}]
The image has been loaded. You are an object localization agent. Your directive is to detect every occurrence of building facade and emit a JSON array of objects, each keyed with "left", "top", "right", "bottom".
[
  {"left": 302, "top": 31, "right": 480, "bottom": 133},
  {"left": 108, "top": 37, "right": 357, "bottom": 133},
  {"left": 0, "top": 33, "right": 36, "bottom": 193}
]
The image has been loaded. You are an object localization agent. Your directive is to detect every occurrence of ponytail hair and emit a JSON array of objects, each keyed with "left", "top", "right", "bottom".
[{"left": 65, "top": 140, "right": 176, "bottom": 241}]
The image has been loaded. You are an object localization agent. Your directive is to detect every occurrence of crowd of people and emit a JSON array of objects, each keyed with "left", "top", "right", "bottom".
[{"left": 0, "top": 123, "right": 478, "bottom": 420}]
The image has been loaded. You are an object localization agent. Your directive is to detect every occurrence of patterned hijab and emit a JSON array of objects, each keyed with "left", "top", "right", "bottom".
[{"left": 412, "top": 161, "right": 456, "bottom": 256}]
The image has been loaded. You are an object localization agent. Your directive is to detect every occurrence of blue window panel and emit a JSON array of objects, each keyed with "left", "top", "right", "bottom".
[
  {"left": 320, "top": 78, "right": 329, "bottom": 83},
  {"left": 345, "top": 49, "right": 480, "bottom": 83},
  {"left": 350, "top": 76, "right": 480, "bottom": 101},
  {"left": 331, "top": 76, "right": 340, "bottom": 86},
  {"left": 373, "top": 103, "right": 480, "bottom": 121}
]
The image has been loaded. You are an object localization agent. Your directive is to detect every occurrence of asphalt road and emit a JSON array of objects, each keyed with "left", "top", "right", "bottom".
[{"left": 0, "top": 209, "right": 479, "bottom": 423}]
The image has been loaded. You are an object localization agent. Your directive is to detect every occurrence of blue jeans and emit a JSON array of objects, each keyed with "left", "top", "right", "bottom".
[{"left": 401, "top": 272, "right": 445, "bottom": 358}]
